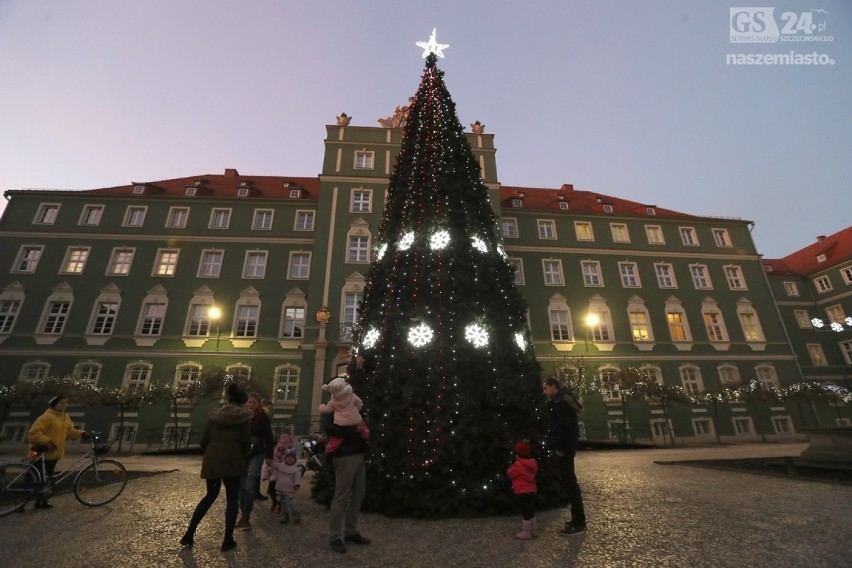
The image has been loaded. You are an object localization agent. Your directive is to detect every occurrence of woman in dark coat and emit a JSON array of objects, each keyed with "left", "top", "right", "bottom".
[{"left": 181, "top": 383, "right": 252, "bottom": 552}]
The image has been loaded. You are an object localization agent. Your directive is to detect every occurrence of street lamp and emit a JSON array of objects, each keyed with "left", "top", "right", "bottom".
[
  {"left": 208, "top": 306, "right": 222, "bottom": 351},
  {"left": 584, "top": 313, "right": 599, "bottom": 352}
]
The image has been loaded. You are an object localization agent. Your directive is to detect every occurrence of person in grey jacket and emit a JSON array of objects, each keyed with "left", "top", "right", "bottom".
[{"left": 181, "top": 383, "right": 252, "bottom": 552}]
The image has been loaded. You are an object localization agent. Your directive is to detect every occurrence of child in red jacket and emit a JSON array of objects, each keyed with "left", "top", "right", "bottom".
[{"left": 507, "top": 440, "right": 538, "bottom": 540}]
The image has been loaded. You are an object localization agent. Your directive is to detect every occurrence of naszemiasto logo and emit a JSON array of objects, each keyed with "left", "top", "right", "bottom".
[{"left": 730, "top": 7, "right": 833, "bottom": 43}]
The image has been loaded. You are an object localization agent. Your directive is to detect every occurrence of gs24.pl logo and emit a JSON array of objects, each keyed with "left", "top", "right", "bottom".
[{"left": 730, "top": 7, "right": 833, "bottom": 43}]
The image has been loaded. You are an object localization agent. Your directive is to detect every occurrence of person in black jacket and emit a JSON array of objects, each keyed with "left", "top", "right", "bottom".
[
  {"left": 326, "top": 357, "right": 372, "bottom": 554},
  {"left": 543, "top": 375, "right": 587, "bottom": 536},
  {"left": 236, "top": 391, "right": 274, "bottom": 530}
]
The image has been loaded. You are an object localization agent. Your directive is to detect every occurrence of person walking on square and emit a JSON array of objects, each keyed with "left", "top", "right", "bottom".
[
  {"left": 181, "top": 383, "right": 252, "bottom": 552},
  {"left": 236, "top": 391, "right": 274, "bottom": 530},
  {"left": 507, "top": 440, "right": 538, "bottom": 540},
  {"left": 273, "top": 448, "right": 302, "bottom": 524},
  {"left": 543, "top": 376, "right": 587, "bottom": 535},
  {"left": 26, "top": 395, "right": 86, "bottom": 510}
]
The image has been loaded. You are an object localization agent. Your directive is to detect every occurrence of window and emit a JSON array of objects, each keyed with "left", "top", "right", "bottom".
[
  {"left": 282, "top": 306, "right": 305, "bottom": 338},
  {"left": 351, "top": 189, "right": 372, "bottom": 213},
  {"left": 718, "top": 365, "right": 741, "bottom": 385},
  {"left": 80, "top": 205, "right": 104, "bottom": 226},
  {"left": 640, "top": 366, "right": 663, "bottom": 386},
  {"left": 756, "top": 365, "right": 779, "bottom": 389},
  {"left": 807, "top": 344, "right": 826, "bottom": 366},
  {"left": 574, "top": 221, "right": 594, "bottom": 241},
  {"left": 794, "top": 310, "right": 812, "bottom": 328},
  {"left": 348, "top": 236, "right": 370, "bottom": 263},
  {"left": 123, "top": 362, "right": 152, "bottom": 394},
  {"left": 511, "top": 199, "right": 523, "bottom": 208},
  {"left": 175, "top": 363, "right": 201, "bottom": 389},
  {"left": 354, "top": 150, "right": 374, "bottom": 169},
  {"left": 501, "top": 218, "right": 518, "bottom": 238},
  {"left": 693, "top": 418, "right": 714, "bottom": 436},
  {"left": 646, "top": 207, "right": 656, "bottom": 216},
  {"left": 61, "top": 247, "right": 90, "bottom": 274},
  {"left": 589, "top": 310, "right": 612, "bottom": 341},
  {"left": 712, "top": 228, "right": 731, "bottom": 247},
  {"left": 825, "top": 305, "right": 845, "bottom": 324},
  {"left": 73, "top": 362, "right": 101, "bottom": 386},
  {"left": 0, "top": 300, "right": 21, "bottom": 333},
  {"left": 13, "top": 246, "right": 43, "bottom": 273},
  {"left": 733, "top": 417, "right": 753, "bottom": 435},
  {"left": 295, "top": 210, "right": 315, "bottom": 231},
  {"left": 273, "top": 366, "right": 300, "bottom": 403},
  {"left": 602, "top": 204, "right": 613, "bottom": 213},
  {"left": 549, "top": 309, "right": 571, "bottom": 341},
  {"left": 738, "top": 310, "right": 764, "bottom": 342},
  {"left": 680, "top": 365, "right": 704, "bottom": 394},
  {"left": 783, "top": 281, "right": 800, "bottom": 297},
  {"left": 42, "top": 301, "right": 70, "bottom": 333},
  {"left": 234, "top": 305, "right": 259, "bottom": 337},
  {"left": 690, "top": 265, "right": 712, "bottom": 289},
  {"left": 817, "top": 254, "right": 827, "bottom": 263},
  {"left": 343, "top": 292, "right": 362, "bottom": 327},
  {"left": 581, "top": 261, "right": 603, "bottom": 287},
  {"left": 237, "top": 187, "right": 250, "bottom": 198},
  {"left": 841, "top": 340, "right": 852, "bottom": 365},
  {"left": 198, "top": 250, "right": 224, "bottom": 278},
  {"left": 703, "top": 310, "right": 727, "bottom": 342},
  {"left": 34, "top": 204, "right": 60, "bottom": 224},
  {"left": 772, "top": 416, "right": 793, "bottom": 435},
  {"left": 123, "top": 206, "right": 147, "bottom": 227},
  {"left": 619, "top": 262, "right": 640, "bottom": 288},
  {"left": 724, "top": 266, "right": 746, "bottom": 290},
  {"left": 559, "top": 201, "right": 569, "bottom": 210},
  {"left": 153, "top": 250, "right": 179, "bottom": 276},
  {"left": 20, "top": 362, "right": 50, "bottom": 382},
  {"left": 209, "top": 208, "right": 231, "bottom": 229},
  {"left": 289, "top": 189, "right": 301, "bottom": 199},
  {"left": 610, "top": 223, "right": 629, "bottom": 243},
  {"left": 542, "top": 260, "right": 564, "bottom": 286},
  {"left": 655, "top": 263, "right": 677, "bottom": 288},
  {"left": 667, "top": 310, "right": 689, "bottom": 342},
  {"left": 508, "top": 258, "right": 524, "bottom": 285},
  {"left": 288, "top": 252, "right": 311, "bottom": 279},
  {"left": 814, "top": 276, "right": 832, "bottom": 294},
  {"left": 108, "top": 248, "right": 135, "bottom": 276},
  {"left": 679, "top": 227, "right": 698, "bottom": 246},
  {"left": 252, "top": 209, "right": 273, "bottom": 230},
  {"left": 645, "top": 225, "right": 664, "bottom": 245},
  {"left": 629, "top": 310, "right": 651, "bottom": 341},
  {"left": 537, "top": 220, "right": 556, "bottom": 240},
  {"left": 243, "top": 252, "right": 268, "bottom": 278},
  {"left": 187, "top": 305, "right": 213, "bottom": 336},
  {"left": 166, "top": 207, "right": 189, "bottom": 228},
  {"left": 90, "top": 302, "right": 118, "bottom": 335},
  {"left": 599, "top": 368, "right": 620, "bottom": 401},
  {"left": 841, "top": 266, "right": 852, "bottom": 285},
  {"left": 139, "top": 303, "right": 165, "bottom": 335}
]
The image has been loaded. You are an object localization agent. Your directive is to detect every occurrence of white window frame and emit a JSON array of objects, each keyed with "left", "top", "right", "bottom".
[
  {"left": 12, "top": 245, "right": 44, "bottom": 273},
  {"left": 814, "top": 275, "right": 833, "bottom": 294},
  {"left": 174, "top": 362, "right": 201, "bottom": 389},
  {"left": 581, "top": 260, "right": 603, "bottom": 287},
  {"left": 666, "top": 300, "right": 692, "bottom": 343},
  {"left": 645, "top": 225, "right": 664, "bottom": 245},
  {"left": 243, "top": 251, "right": 268, "bottom": 279},
  {"left": 20, "top": 362, "right": 51, "bottom": 382},
  {"left": 61, "top": 247, "right": 90, "bottom": 275},
  {"left": 702, "top": 304, "right": 729, "bottom": 343},
  {"left": 783, "top": 281, "right": 800, "bottom": 297},
  {"left": 288, "top": 252, "right": 312, "bottom": 280},
  {"left": 547, "top": 295, "right": 573, "bottom": 342},
  {"left": 73, "top": 361, "right": 102, "bottom": 386},
  {"left": 841, "top": 265, "right": 852, "bottom": 285},
  {"left": 122, "top": 206, "right": 147, "bottom": 227},
  {"left": 610, "top": 223, "right": 630, "bottom": 243},
  {"left": 807, "top": 344, "right": 826, "bottom": 366},
  {"left": 794, "top": 310, "right": 812, "bottom": 328},
  {"left": 354, "top": 150, "right": 375, "bottom": 170},
  {"left": 679, "top": 226, "right": 698, "bottom": 246},
  {"left": 273, "top": 366, "right": 300, "bottom": 404},
  {"left": 712, "top": 228, "right": 732, "bottom": 247},
  {"left": 153, "top": 249, "right": 180, "bottom": 277},
  {"left": 724, "top": 265, "right": 746, "bottom": 290},
  {"left": 295, "top": 210, "right": 316, "bottom": 231},
  {"left": 34, "top": 203, "right": 60, "bottom": 225},
  {"left": 537, "top": 219, "right": 557, "bottom": 240},
  {"left": 233, "top": 303, "right": 260, "bottom": 338},
  {"left": 252, "top": 209, "right": 274, "bottom": 230},
  {"left": 508, "top": 258, "right": 525, "bottom": 285},
  {"left": 693, "top": 418, "right": 715, "bottom": 437},
  {"left": 122, "top": 361, "right": 152, "bottom": 394},
  {"left": 79, "top": 205, "right": 104, "bottom": 226},
  {"left": 574, "top": 221, "right": 594, "bottom": 242},
  {"left": 350, "top": 189, "right": 372, "bottom": 213},
  {"left": 718, "top": 364, "right": 741, "bottom": 386},
  {"left": 737, "top": 302, "right": 765, "bottom": 343},
  {"left": 107, "top": 248, "right": 135, "bottom": 276},
  {"left": 542, "top": 259, "right": 564, "bottom": 286},
  {"left": 679, "top": 365, "right": 704, "bottom": 394},
  {"left": 0, "top": 294, "right": 23, "bottom": 335},
  {"left": 198, "top": 249, "right": 224, "bottom": 278},
  {"left": 166, "top": 207, "right": 189, "bottom": 228},
  {"left": 88, "top": 297, "right": 120, "bottom": 336},
  {"left": 209, "top": 208, "right": 232, "bottom": 229},
  {"left": 733, "top": 416, "right": 754, "bottom": 436},
  {"left": 501, "top": 218, "right": 519, "bottom": 238},
  {"left": 655, "top": 263, "right": 677, "bottom": 289},
  {"left": 619, "top": 262, "right": 641, "bottom": 288},
  {"left": 138, "top": 301, "right": 166, "bottom": 336},
  {"left": 690, "top": 264, "right": 713, "bottom": 290},
  {"left": 347, "top": 235, "right": 370, "bottom": 263},
  {"left": 281, "top": 305, "right": 306, "bottom": 339},
  {"left": 755, "top": 365, "right": 779, "bottom": 389}
]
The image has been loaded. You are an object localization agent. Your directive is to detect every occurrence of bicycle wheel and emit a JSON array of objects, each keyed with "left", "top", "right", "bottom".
[
  {"left": 0, "top": 462, "right": 38, "bottom": 516},
  {"left": 74, "top": 459, "right": 127, "bottom": 506}
]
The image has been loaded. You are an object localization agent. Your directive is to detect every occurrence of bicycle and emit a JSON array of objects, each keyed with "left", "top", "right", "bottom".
[{"left": 0, "top": 431, "right": 127, "bottom": 516}]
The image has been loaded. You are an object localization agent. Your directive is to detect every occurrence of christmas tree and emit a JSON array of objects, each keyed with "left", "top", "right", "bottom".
[{"left": 342, "top": 41, "right": 564, "bottom": 518}]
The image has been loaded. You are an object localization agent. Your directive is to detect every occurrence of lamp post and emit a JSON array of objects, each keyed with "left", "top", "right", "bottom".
[
  {"left": 584, "top": 313, "right": 600, "bottom": 352},
  {"left": 208, "top": 306, "right": 222, "bottom": 351}
]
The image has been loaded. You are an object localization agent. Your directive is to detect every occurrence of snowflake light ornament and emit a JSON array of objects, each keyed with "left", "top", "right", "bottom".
[
  {"left": 362, "top": 327, "right": 381, "bottom": 349},
  {"left": 831, "top": 322, "right": 844, "bottom": 332},
  {"left": 465, "top": 323, "right": 489, "bottom": 348},
  {"left": 399, "top": 232, "right": 415, "bottom": 251},
  {"left": 408, "top": 322, "right": 434, "bottom": 348},
  {"left": 514, "top": 332, "right": 527, "bottom": 350},
  {"left": 471, "top": 236, "right": 487, "bottom": 253},
  {"left": 497, "top": 245, "right": 508, "bottom": 259},
  {"left": 811, "top": 318, "right": 825, "bottom": 328},
  {"left": 430, "top": 230, "right": 450, "bottom": 250},
  {"left": 376, "top": 243, "right": 388, "bottom": 260}
]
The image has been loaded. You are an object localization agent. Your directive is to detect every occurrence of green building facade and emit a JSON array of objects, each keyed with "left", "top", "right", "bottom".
[{"left": 0, "top": 120, "right": 844, "bottom": 449}]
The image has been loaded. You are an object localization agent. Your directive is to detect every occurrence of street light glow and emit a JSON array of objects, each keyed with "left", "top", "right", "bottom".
[
  {"left": 209, "top": 306, "right": 221, "bottom": 320},
  {"left": 585, "top": 313, "right": 600, "bottom": 327}
]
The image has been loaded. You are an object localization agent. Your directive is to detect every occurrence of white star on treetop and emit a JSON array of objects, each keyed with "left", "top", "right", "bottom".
[{"left": 416, "top": 28, "right": 449, "bottom": 58}]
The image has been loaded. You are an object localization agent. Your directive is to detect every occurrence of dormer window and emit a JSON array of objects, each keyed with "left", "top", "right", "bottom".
[
  {"left": 289, "top": 189, "right": 301, "bottom": 199},
  {"left": 817, "top": 254, "right": 827, "bottom": 263},
  {"left": 237, "top": 187, "right": 250, "bottom": 198},
  {"left": 185, "top": 187, "right": 197, "bottom": 196},
  {"left": 512, "top": 199, "right": 523, "bottom": 208},
  {"left": 559, "top": 201, "right": 569, "bottom": 210},
  {"left": 646, "top": 207, "right": 656, "bottom": 216},
  {"left": 133, "top": 185, "right": 145, "bottom": 195},
  {"left": 603, "top": 204, "right": 613, "bottom": 213}
]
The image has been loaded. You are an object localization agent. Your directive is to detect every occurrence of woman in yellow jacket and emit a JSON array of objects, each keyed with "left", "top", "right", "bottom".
[{"left": 26, "top": 395, "right": 86, "bottom": 509}]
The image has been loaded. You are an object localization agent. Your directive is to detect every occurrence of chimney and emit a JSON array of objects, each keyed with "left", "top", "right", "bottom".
[
  {"left": 224, "top": 168, "right": 239, "bottom": 177},
  {"left": 816, "top": 235, "right": 826, "bottom": 242}
]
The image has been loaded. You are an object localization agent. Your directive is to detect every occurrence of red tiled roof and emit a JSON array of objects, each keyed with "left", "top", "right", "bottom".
[
  {"left": 763, "top": 226, "right": 852, "bottom": 276},
  {"left": 499, "top": 184, "right": 697, "bottom": 219},
  {"left": 85, "top": 169, "right": 321, "bottom": 200}
]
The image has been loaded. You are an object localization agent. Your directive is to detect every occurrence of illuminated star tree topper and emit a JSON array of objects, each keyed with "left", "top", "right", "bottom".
[{"left": 416, "top": 28, "right": 449, "bottom": 58}]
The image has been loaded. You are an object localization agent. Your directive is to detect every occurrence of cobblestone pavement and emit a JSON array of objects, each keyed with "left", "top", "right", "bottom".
[{"left": 2, "top": 443, "right": 850, "bottom": 568}]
